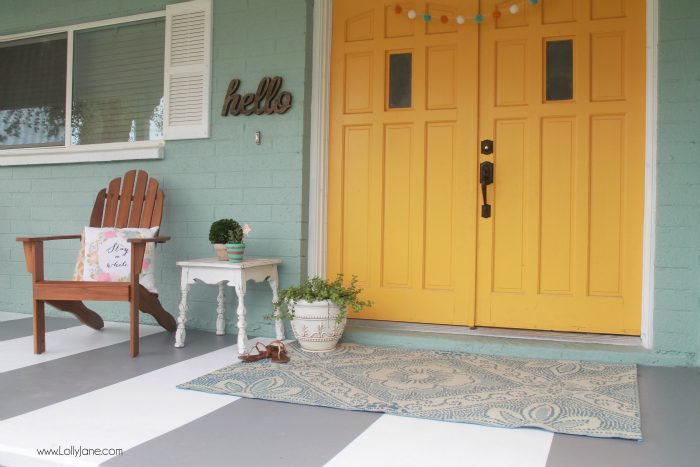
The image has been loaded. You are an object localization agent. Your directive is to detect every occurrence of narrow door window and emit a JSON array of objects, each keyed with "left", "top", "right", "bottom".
[
  {"left": 545, "top": 39, "right": 574, "bottom": 101},
  {"left": 388, "top": 52, "right": 412, "bottom": 109}
]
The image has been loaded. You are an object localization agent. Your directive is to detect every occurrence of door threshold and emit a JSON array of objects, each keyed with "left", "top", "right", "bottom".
[{"left": 347, "top": 319, "right": 642, "bottom": 347}]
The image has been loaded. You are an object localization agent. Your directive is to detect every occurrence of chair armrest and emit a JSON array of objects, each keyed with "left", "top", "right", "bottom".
[
  {"left": 128, "top": 236, "right": 169, "bottom": 277},
  {"left": 127, "top": 236, "right": 170, "bottom": 244},
  {"left": 16, "top": 235, "right": 81, "bottom": 243}
]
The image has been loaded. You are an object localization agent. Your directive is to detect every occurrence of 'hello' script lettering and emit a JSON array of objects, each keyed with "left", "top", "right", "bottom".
[{"left": 221, "top": 76, "right": 293, "bottom": 116}]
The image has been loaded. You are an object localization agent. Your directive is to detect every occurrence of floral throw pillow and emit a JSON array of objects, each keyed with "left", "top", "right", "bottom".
[
  {"left": 72, "top": 235, "right": 86, "bottom": 281},
  {"left": 81, "top": 226, "right": 159, "bottom": 294}
]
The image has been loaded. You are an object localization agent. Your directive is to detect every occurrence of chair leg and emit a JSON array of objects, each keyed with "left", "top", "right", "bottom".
[
  {"left": 47, "top": 301, "right": 104, "bottom": 330},
  {"left": 33, "top": 300, "right": 45, "bottom": 354},
  {"left": 138, "top": 285, "right": 177, "bottom": 332},
  {"left": 130, "top": 298, "right": 139, "bottom": 357}
]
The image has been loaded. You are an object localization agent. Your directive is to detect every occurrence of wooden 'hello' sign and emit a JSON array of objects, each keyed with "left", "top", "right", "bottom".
[{"left": 221, "top": 76, "right": 292, "bottom": 116}]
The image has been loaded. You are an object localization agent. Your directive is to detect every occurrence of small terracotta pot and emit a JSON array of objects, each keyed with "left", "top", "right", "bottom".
[{"left": 213, "top": 244, "right": 228, "bottom": 261}]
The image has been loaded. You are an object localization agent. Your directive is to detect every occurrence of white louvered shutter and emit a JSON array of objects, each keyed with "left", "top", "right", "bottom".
[{"left": 163, "top": 0, "right": 212, "bottom": 140}]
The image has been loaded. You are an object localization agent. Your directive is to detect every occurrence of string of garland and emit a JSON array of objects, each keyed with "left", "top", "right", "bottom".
[{"left": 396, "top": 0, "right": 539, "bottom": 25}]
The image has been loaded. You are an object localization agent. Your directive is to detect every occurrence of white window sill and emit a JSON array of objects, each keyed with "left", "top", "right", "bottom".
[{"left": 0, "top": 141, "right": 165, "bottom": 166}]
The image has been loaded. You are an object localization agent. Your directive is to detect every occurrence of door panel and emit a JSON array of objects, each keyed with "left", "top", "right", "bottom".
[
  {"left": 328, "top": 0, "right": 477, "bottom": 325},
  {"left": 476, "top": 0, "right": 645, "bottom": 334}
]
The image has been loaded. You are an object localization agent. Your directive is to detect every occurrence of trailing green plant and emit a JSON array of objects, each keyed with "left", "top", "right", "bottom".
[
  {"left": 268, "top": 274, "right": 372, "bottom": 322},
  {"left": 209, "top": 219, "right": 242, "bottom": 244}
]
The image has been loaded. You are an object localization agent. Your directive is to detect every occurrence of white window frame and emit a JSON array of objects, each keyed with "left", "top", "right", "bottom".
[{"left": 0, "top": 11, "right": 167, "bottom": 166}]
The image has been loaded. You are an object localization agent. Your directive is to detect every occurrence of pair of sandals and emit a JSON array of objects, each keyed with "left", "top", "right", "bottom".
[{"left": 238, "top": 340, "right": 290, "bottom": 364}]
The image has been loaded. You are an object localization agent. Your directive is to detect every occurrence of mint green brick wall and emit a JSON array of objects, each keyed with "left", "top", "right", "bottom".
[
  {"left": 0, "top": 0, "right": 312, "bottom": 337},
  {"left": 1, "top": 0, "right": 700, "bottom": 367},
  {"left": 656, "top": 0, "right": 700, "bottom": 367}
]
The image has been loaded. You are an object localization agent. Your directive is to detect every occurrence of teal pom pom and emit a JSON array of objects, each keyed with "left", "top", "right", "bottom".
[
  {"left": 474, "top": 13, "right": 483, "bottom": 23},
  {"left": 423, "top": 12, "right": 432, "bottom": 22},
  {"left": 529, "top": 0, "right": 539, "bottom": 4}
]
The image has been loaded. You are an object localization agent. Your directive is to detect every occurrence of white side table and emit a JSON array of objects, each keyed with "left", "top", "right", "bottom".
[{"left": 175, "top": 257, "right": 284, "bottom": 354}]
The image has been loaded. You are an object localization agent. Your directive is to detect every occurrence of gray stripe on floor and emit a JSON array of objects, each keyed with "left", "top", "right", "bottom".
[
  {"left": 105, "top": 398, "right": 382, "bottom": 467},
  {"left": 0, "top": 316, "right": 82, "bottom": 342},
  {"left": 545, "top": 366, "right": 700, "bottom": 467},
  {"left": 0, "top": 330, "right": 238, "bottom": 421}
]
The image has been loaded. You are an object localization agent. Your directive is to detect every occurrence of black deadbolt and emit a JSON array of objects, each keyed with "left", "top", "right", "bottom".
[{"left": 481, "top": 139, "right": 494, "bottom": 155}]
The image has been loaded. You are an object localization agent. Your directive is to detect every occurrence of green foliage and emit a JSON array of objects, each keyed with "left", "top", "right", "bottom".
[
  {"left": 209, "top": 219, "right": 243, "bottom": 244},
  {"left": 269, "top": 274, "right": 372, "bottom": 322}
]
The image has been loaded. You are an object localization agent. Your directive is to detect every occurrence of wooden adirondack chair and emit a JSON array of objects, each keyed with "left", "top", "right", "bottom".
[{"left": 17, "top": 170, "right": 177, "bottom": 357}]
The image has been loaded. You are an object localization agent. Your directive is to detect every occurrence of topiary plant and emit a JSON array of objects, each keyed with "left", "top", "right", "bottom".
[
  {"left": 209, "top": 219, "right": 242, "bottom": 244},
  {"left": 269, "top": 274, "right": 372, "bottom": 323}
]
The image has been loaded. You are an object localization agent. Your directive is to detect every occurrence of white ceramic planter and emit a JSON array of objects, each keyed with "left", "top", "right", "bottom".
[{"left": 290, "top": 300, "right": 347, "bottom": 352}]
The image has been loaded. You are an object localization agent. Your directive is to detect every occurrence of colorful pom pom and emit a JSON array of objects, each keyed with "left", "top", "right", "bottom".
[
  {"left": 493, "top": 10, "right": 502, "bottom": 19},
  {"left": 394, "top": 4, "right": 402, "bottom": 14},
  {"left": 440, "top": 15, "right": 449, "bottom": 23},
  {"left": 474, "top": 13, "right": 483, "bottom": 23},
  {"left": 423, "top": 12, "right": 432, "bottom": 22},
  {"left": 407, "top": 9, "right": 417, "bottom": 19},
  {"left": 456, "top": 15, "right": 465, "bottom": 25}
]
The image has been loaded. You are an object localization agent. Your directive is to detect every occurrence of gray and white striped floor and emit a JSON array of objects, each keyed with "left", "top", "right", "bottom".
[{"left": 0, "top": 311, "right": 698, "bottom": 467}]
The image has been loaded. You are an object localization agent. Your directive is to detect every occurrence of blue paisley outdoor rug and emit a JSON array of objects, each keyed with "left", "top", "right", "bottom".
[{"left": 177, "top": 342, "right": 641, "bottom": 440}]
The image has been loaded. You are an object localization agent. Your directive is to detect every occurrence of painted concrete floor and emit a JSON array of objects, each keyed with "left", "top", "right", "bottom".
[{"left": 0, "top": 311, "right": 698, "bottom": 467}]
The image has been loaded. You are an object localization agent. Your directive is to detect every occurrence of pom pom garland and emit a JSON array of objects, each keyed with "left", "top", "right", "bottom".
[{"left": 399, "top": 0, "right": 536, "bottom": 24}]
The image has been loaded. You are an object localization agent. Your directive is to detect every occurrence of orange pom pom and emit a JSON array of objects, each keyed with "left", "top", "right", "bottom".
[
  {"left": 493, "top": 10, "right": 502, "bottom": 19},
  {"left": 395, "top": 5, "right": 402, "bottom": 14},
  {"left": 440, "top": 15, "right": 449, "bottom": 23}
]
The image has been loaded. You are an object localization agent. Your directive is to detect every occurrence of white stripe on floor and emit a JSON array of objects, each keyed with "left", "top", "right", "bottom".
[
  {"left": 0, "top": 345, "right": 242, "bottom": 467},
  {"left": 0, "top": 323, "right": 164, "bottom": 373},
  {"left": 0, "top": 311, "right": 31, "bottom": 322},
  {"left": 325, "top": 414, "right": 553, "bottom": 467}
]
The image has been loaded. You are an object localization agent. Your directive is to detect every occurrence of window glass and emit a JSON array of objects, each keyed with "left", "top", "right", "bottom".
[
  {"left": 72, "top": 19, "right": 165, "bottom": 145},
  {"left": 388, "top": 53, "right": 412, "bottom": 109},
  {"left": 0, "top": 34, "right": 67, "bottom": 148},
  {"left": 545, "top": 39, "right": 573, "bottom": 101}
]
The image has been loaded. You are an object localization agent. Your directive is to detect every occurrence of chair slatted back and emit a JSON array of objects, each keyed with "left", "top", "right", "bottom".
[{"left": 89, "top": 170, "right": 164, "bottom": 229}]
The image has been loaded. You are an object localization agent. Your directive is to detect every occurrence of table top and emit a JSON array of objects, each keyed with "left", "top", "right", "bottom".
[{"left": 176, "top": 257, "right": 281, "bottom": 269}]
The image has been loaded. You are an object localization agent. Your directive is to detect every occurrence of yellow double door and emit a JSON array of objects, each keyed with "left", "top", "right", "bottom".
[{"left": 328, "top": 0, "right": 645, "bottom": 335}]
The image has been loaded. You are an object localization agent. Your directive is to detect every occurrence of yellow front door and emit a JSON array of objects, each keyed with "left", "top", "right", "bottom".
[
  {"left": 475, "top": 0, "right": 645, "bottom": 334},
  {"left": 328, "top": 0, "right": 478, "bottom": 325},
  {"left": 328, "top": 0, "right": 645, "bottom": 335}
]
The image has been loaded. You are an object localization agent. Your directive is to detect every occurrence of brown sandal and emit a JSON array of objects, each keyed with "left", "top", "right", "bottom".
[
  {"left": 267, "top": 340, "right": 290, "bottom": 363},
  {"left": 238, "top": 342, "right": 271, "bottom": 362}
]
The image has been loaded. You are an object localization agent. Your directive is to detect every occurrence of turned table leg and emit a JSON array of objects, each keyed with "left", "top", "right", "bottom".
[
  {"left": 175, "top": 283, "right": 191, "bottom": 348},
  {"left": 268, "top": 274, "right": 285, "bottom": 341},
  {"left": 234, "top": 283, "right": 247, "bottom": 354},
  {"left": 216, "top": 282, "right": 226, "bottom": 336}
]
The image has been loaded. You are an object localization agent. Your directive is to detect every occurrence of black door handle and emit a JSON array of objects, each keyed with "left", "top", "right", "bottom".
[{"left": 480, "top": 161, "right": 494, "bottom": 218}]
